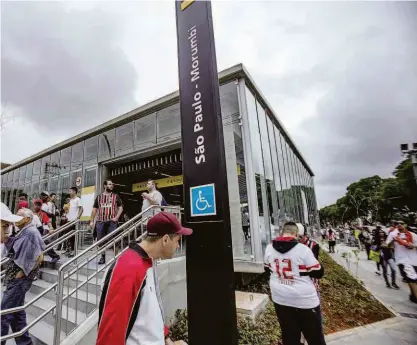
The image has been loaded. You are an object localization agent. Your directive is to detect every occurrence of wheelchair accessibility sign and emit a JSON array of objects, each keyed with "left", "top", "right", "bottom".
[{"left": 190, "top": 183, "right": 216, "bottom": 217}]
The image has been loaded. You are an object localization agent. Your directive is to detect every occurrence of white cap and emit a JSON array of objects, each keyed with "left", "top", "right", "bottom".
[
  {"left": 296, "top": 223, "right": 305, "bottom": 236},
  {"left": 0, "top": 202, "right": 23, "bottom": 223}
]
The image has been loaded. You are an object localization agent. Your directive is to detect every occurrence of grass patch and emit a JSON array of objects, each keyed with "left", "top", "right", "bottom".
[{"left": 169, "top": 251, "right": 393, "bottom": 344}]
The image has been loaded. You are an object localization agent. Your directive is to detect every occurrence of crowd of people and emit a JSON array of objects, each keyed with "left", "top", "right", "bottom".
[
  {"left": 2, "top": 177, "right": 416, "bottom": 345},
  {"left": 321, "top": 221, "right": 417, "bottom": 303}
]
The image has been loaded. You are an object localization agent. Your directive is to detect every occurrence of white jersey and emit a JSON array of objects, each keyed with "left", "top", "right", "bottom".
[
  {"left": 264, "top": 241, "right": 321, "bottom": 309},
  {"left": 386, "top": 229, "right": 417, "bottom": 265}
]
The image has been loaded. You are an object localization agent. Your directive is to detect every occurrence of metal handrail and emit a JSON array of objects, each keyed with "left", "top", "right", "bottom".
[
  {"left": 53, "top": 205, "right": 183, "bottom": 344},
  {"left": 0, "top": 205, "right": 182, "bottom": 343},
  {"left": 0, "top": 220, "right": 80, "bottom": 273},
  {"left": 0, "top": 215, "right": 150, "bottom": 342}
]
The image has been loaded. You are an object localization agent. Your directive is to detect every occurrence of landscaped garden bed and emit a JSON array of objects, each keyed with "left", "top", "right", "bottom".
[{"left": 169, "top": 252, "right": 394, "bottom": 344}]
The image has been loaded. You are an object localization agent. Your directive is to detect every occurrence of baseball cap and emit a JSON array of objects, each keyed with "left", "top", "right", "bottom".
[
  {"left": 0, "top": 202, "right": 23, "bottom": 223},
  {"left": 41, "top": 191, "right": 50, "bottom": 197},
  {"left": 147, "top": 212, "right": 193, "bottom": 237}
]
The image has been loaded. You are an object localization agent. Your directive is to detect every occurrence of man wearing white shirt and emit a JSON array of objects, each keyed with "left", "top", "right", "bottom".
[
  {"left": 385, "top": 221, "right": 417, "bottom": 303},
  {"left": 66, "top": 187, "right": 83, "bottom": 258},
  {"left": 264, "top": 222, "right": 325, "bottom": 345}
]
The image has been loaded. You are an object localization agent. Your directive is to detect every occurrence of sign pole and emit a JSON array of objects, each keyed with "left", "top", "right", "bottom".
[{"left": 175, "top": 1, "right": 238, "bottom": 345}]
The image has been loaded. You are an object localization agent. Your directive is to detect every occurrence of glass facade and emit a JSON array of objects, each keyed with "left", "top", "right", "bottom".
[{"left": 1, "top": 75, "right": 319, "bottom": 265}]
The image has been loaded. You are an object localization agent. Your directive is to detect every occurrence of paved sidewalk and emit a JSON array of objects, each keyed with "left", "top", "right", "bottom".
[{"left": 324, "top": 243, "right": 417, "bottom": 345}]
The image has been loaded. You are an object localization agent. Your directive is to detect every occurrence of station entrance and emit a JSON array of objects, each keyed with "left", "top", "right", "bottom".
[{"left": 105, "top": 149, "right": 183, "bottom": 219}]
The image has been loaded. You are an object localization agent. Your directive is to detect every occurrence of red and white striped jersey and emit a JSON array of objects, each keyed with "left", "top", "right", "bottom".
[
  {"left": 264, "top": 238, "right": 321, "bottom": 309},
  {"left": 93, "top": 193, "right": 123, "bottom": 222}
]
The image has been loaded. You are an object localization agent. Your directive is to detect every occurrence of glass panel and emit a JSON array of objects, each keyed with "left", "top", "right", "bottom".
[
  {"left": 13, "top": 169, "right": 19, "bottom": 184},
  {"left": 233, "top": 113, "right": 251, "bottom": 257},
  {"left": 9, "top": 188, "right": 17, "bottom": 213},
  {"left": 267, "top": 119, "right": 285, "bottom": 228},
  {"left": 280, "top": 135, "right": 293, "bottom": 220},
  {"left": 135, "top": 114, "right": 157, "bottom": 147},
  {"left": 50, "top": 151, "right": 61, "bottom": 177},
  {"left": 157, "top": 105, "right": 180, "bottom": 141},
  {"left": 83, "top": 167, "right": 97, "bottom": 187},
  {"left": 40, "top": 179, "right": 48, "bottom": 194},
  {"left": 59, "top": 174, "right": 70, "bottom": 209},
  {"left": 99, "top": 129, "right": 115, "bottom": 160},
  {"left": 257, "top": 103, "right": 276, "bottom": 243},
  {"left": 286, "top": 143, "right": 300, "bottom": 222},
  {"left": 60, "top": 147, "right": 72, "bottom": 174},
  {"left": 31, "top": 179, "right": 40, "bottom": 202},
  {"left": 40, "top": 155, "right": 51, "bottom": 180},
  {"left": 116, "top": 122, "right": 134, "bottom": 153},
  {"left": 25, "top": 162, "right": 34, "bottom": 183},
  {"left": 19, "top": 166, "right": 26, "bottom": 185},
  {"left": 49, "top": 177, "right": 59, "bottom": 192},
  {"left": 84, "top": 136, "right": 98, "bottom": 161},
  {"left": 71, "top": 142, "right": 84, "bottom": 163},
  {"left": 33, "top": 159, "right": 41, "bottom": 176},
  {"left": 245, "top": 87, "right": 269, "bottom": 250}
]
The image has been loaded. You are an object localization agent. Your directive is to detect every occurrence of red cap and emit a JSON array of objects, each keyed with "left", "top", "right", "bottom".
[
  {"left": 147, "top": 212, "right": 193, "bottom": 237},
  {"left": 33, "top": 198, "right": 42, "bottom": 205}
]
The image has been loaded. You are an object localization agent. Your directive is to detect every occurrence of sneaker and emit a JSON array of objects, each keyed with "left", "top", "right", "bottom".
[
  {"left": 375, "top": 271, "right": 381, "bottom": 276},
  {"left": 386, "top": 283, "right": 391, "bottom": 288},
  {"left": 98, "top": 256, "right": 106, "bottom": 265},
  {"left": 67, "top": 252, "right": 75, "bottom": 258},
  {"left": 391, "top": 283, "right": 400, "bottom": 290},
  {"left": 50, "top": 256, "right": 60, "bottom": 264}
]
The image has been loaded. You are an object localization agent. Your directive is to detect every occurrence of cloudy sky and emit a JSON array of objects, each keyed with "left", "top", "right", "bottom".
[{"left": 1, "top": 1, "right": 416, "bottom": 207}]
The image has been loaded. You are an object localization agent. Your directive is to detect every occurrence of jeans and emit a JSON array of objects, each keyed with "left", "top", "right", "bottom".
[
  {"left": 274, "top": 302, "right": 326, "bottom": 345},
  {"left": 381, "top": 258, "right": 396, "bottom": 285},
  {"left": 96, "top": 221, "right": 118, "bottom": 259},
  {"left": 1, "top": 278, "right": 33, "bottom": 345}
]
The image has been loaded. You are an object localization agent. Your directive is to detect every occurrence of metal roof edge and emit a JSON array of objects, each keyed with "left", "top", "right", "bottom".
[
  {"left": 238, "top": 64, "right": 315, "bottom": 177},
  {"left": 2, "top": 64, "right": 246, "bottom": 174}
]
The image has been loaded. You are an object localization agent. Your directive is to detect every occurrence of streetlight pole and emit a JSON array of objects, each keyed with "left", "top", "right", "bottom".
[{"left": 400, "top": 143, "right": 417, "bottom": 188}]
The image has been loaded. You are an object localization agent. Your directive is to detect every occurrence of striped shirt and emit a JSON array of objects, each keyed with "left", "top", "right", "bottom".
[{"left": 93, "top": 193, "right": 123, "bottom": 222}]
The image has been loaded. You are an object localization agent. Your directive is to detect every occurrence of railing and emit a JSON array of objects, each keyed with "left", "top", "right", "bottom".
[
  {"left": 0, "top": 220, "right": 80, "bottom": 278},
  {"left": 53, "top": 205, "right": 182, "bottom": 344},
  {"left": 0, "top": 205, "right": 183, "bottom": 344}
]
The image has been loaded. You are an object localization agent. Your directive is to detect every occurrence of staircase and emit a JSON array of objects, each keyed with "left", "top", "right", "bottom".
[{"left": 1, "top": 206, "right": 183, "bottom": 345}]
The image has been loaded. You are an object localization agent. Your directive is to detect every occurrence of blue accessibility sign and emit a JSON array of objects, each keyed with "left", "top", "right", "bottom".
[{"left": 190, "top": 183, "right": 216, "bottom": 217}]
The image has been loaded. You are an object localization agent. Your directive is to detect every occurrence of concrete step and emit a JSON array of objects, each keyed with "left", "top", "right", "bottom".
[
  {"left": 40, "top": 267, "right": 102, "bottom": 294},
  {"left": 25, "top": 291, "right": 87, "bottom": 332},
  {"left": 30, "top": 278, "right": 98, "bottom": 314},
  {"left": 4, "top": 313, "right": 65, "bottom": 345}
]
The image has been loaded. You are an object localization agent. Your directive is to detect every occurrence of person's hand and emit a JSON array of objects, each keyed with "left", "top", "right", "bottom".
[
  {"left": 49, "top": 229, "right": 56, "bottom": 234},
  {"left": 142, "top": 193, "right": 149, "bottom": 200},
  {"left": 111, "top": 218, "right": 119, "bottom": 223},
  {"left": 89, "top": 221, "right": 94, "bottom": 229},
  {"left": 406, "top": 243, "right": 415, "bottom": 249}
]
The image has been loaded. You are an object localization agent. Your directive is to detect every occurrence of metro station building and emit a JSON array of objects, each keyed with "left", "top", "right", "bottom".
[{"left": 1, "top": 64, "right": 319, "bottom": 270}]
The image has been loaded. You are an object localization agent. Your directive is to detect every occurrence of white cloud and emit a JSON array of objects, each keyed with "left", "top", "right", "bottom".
[{"left": 1, "top": 1, "right": 416, "bottom": 208}]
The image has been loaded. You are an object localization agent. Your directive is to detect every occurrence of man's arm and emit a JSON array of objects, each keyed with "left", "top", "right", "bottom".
[
  {"left": 143, "top": 192, "right": 162, "bottom": 206},
  {"left": 112, "top": 196, "right": 124, "bottom": 222},
  {"left": 90, "top": 197, "right": 99, "bottom": 228},
  {"left": 301, "top": 248, "right": 324, "bottom": 279}
]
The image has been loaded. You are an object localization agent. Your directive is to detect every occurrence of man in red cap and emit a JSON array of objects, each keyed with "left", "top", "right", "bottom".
[{"left": 96, "top": 212, "right": 192, "bottom": 345}]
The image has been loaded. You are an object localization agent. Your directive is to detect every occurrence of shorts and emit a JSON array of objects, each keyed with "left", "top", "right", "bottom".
[{"left": 398, "top": 264, "right": 417, "bottom": 283}]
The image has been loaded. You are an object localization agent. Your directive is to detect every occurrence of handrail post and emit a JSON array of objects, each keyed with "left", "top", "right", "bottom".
[
  {"left": 53, "top": 271, "right": 65, "bottom": 345},
  {"left": 74, "top": 222, "right": 79, "bottom": 256}
]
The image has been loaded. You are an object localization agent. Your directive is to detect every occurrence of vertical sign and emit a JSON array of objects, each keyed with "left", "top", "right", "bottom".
[{"left": 175, "top": 1, "right": 238, "bottom": 345}]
